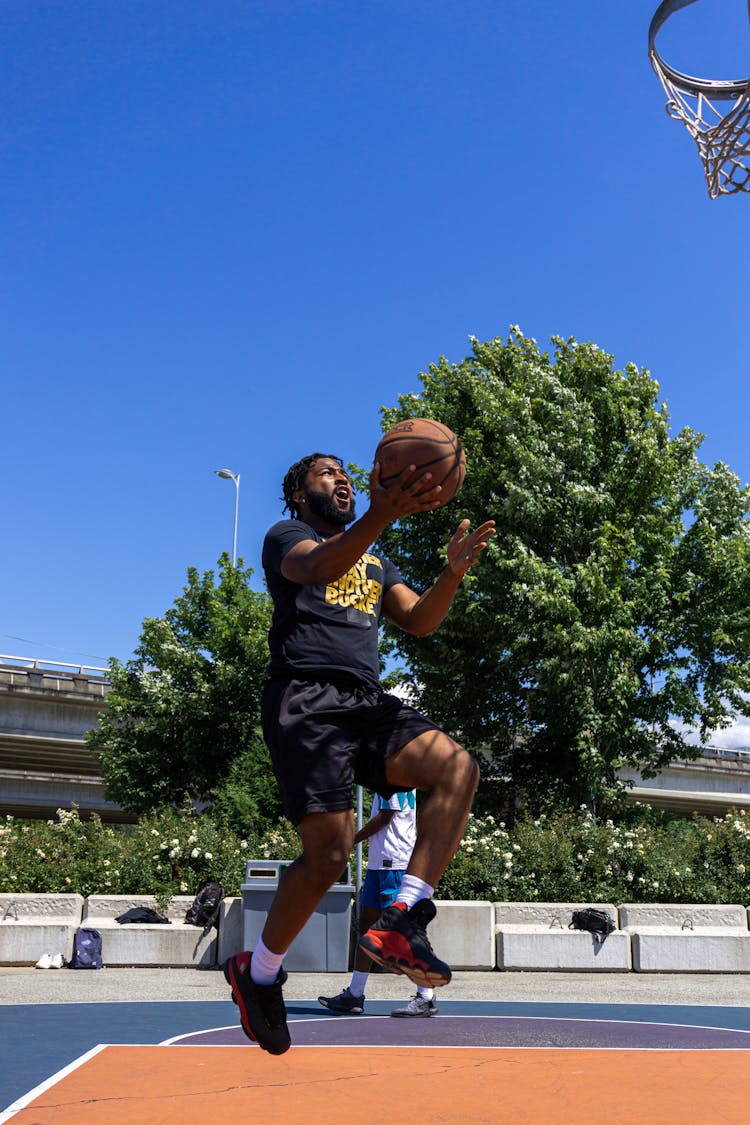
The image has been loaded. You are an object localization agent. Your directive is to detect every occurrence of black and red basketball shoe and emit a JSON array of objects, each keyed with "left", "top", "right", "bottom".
[
  {"left": 223, "top": 951, "right": 291, "bottom": 1055},
  {"left": 358, "top": 899, "right": 451, "bottom": 989}
]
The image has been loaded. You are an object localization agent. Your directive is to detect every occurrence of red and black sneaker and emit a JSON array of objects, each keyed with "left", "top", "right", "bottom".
[
  {"left": 223, "top": 951, "right": 291, "bottom": 1055},
  {"left": 358, "top": 899, "right": 452, "bottom": 989}
]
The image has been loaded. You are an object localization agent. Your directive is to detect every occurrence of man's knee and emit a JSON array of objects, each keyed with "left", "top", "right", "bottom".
[
  {"left": 297, "top": 816, "right": 353, "bottom": 891},
  {"left": 454, "top": 746, "right": 480, "bottom": 797}
]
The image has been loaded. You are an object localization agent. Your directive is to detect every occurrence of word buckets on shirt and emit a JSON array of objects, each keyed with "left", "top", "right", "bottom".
[{"left": 325, "top": 553, "right": 383, "bottom": 616}]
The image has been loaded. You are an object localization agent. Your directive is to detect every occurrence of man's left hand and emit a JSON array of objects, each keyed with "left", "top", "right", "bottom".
[{"left": 446, "top": 519, "right": 496, "bottom": 578}]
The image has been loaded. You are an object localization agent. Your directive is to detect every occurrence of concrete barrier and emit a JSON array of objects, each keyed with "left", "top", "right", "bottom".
[
  {"left": 495, "top": 902, "right": 631, "bottom": 971},
  {"left": 7, "top": 896, "right": 750, "bottom": 972},
  {"left": 0, "top": 893, "right": 84, "bottom": 964},
  {"left": 430, "top": 900, "right": 496, "bottom": 970},
  {"left": 82, "top": 896, "right": 217, "bottom": 967},
  {"left": 620, "top": 903, "right": 750, "bottom": 972}
]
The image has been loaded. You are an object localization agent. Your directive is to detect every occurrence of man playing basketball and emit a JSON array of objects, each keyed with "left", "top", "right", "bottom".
[{"left": 224, "top": 452, "right": 495, "bottom": 1054}]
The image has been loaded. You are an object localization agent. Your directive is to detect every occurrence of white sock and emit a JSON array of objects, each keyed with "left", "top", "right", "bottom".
[
  {"left": 251, "top": 936, "right": 285, "bottom": 985},
  {"left": 396, "top": 874, "right": 434, "bottom": 909},
  {"left": 417, "top": 985, "right": 434, "bottom": 1000},
  {"left": 349, "top": 970, "right": 369, "bottom": 998}
]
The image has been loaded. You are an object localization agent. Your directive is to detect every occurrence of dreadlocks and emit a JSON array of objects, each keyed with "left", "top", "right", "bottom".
[{"left": 282, "top": 453, "right": 345, "bottom": 519}]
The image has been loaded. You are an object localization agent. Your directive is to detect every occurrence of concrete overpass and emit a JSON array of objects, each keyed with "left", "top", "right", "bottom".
[
  {"left": 2, "top": 652, "right": 750, "bottom": 822},
  {"left": 0, "top": 655, "right": 133, "bottom": 823},
  {"left": 619, "top": 749, "right": 750, "bottom": 817}
]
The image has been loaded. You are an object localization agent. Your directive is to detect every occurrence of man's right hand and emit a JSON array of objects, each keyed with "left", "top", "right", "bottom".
[{"left": 368, "top": 463, "right": 445, "bottom": 526}]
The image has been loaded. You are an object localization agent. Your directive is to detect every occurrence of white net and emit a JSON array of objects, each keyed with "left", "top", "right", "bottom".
[{"left": 652, "top": 61, "right": 750, "bottom": 198}]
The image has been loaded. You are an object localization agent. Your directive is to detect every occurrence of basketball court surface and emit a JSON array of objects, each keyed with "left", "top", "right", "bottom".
[{"left": 3, "top": 995, "right": 750, "bottom": 1123}]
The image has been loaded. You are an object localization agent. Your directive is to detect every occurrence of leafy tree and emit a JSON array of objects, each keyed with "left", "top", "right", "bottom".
[
  {"left": 88, "top": 555, "right": 280, "bottom": 826},
  {"left": 377, "top": 328, "right": 750, "bottom": 812}
]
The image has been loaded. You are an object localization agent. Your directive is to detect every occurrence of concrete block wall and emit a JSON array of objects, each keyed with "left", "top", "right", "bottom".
[
  {"left": 620, "top": 903, "right": 750, "bottom": 972},
  {"left": 429, "top": 900, "right": 495, "bottom": 970},
  {"left": 495, "top": 902, "right": 631, "bottom": 972},
  {"left": 83, "top": 895, "right": 217, "bottom": 967},
  {"left": 0, "top": 893, "right": 84, "bottom": 964},
  {"left": 6, "top": 895, "right": 750, "bottom": 972}
]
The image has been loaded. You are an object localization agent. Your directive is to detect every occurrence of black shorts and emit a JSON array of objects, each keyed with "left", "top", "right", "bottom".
[{"left": 261, "top": 675, "right": 441, "bottom": 825}]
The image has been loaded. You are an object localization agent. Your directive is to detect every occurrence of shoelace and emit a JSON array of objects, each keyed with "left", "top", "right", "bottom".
[{"left": 257, "top": 979, "right": 288, "bottom": 1028}]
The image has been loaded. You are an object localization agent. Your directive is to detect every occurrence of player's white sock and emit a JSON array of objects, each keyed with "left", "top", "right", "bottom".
[
  {"left": 349, "top": 970, "right": 369, "bottom": 997},
  {"left": 417, "top": 985, "right": 434, "bottom": 1000},
  {"left": 396, "top": 874, "right": 434, "bottom": 909},
  {"left": 251, "top": 936, "right": 285, "bottom": 985}
]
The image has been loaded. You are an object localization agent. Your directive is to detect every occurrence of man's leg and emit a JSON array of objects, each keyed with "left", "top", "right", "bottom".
[
  {"left": 225, "top": 808, "right": 353, "bottom": 1053},
  {"left": 385, "top": 728, "right": 479, "bottom": 886},
  {"left": 358, "top": 729, "right": 478, "bottom": 987},
  {"left": 261, "top": 808, "right": 355, "bottom": 953}
]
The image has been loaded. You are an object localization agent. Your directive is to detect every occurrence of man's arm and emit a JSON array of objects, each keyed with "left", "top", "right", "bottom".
[
  {"left": 280, "top": 466, "right": 443, "bottom": 586},
  {"left": 383, "top": 518, "right": 496, "bottom": 636}
]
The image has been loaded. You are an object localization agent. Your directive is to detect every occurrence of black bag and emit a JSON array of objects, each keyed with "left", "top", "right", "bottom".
[
  {"left": 569, "top": 908, "right": 616, "bottom": 944},
  {"left": 114, "top": 907, "right": 170, "bottom": 925},
  {"left": 69, "top": 927, "right": 103, "bottom": 969},
  {"left": 185, "top": 880, "right": 225, "bottom": 935}
]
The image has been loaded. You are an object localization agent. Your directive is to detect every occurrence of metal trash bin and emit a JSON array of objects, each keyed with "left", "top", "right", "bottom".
[{"left": 241, "top": 859, "right": 354, "bottom": 971}]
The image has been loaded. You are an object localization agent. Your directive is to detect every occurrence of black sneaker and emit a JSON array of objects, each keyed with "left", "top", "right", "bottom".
[
  {"left": 358, "top": 899, "right": 452, "bottom": 989},
  {"left": 223, "top": 951, "right": 291, "bottom": 1055},
  {"left": 318, "top": 986, "right": 365, "bottom": 1014}
]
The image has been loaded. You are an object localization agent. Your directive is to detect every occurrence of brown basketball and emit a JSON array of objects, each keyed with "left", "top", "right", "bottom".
[{"left": 375, "top": 417, "right": 466, "bottom": 506}]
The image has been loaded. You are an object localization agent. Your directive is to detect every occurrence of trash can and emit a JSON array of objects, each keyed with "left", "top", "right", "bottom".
[{"left": 241, "top": 859, "right": 355, "bottom": 971}]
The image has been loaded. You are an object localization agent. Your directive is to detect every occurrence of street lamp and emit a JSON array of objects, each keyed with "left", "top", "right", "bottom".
[{"left": 214, "top": 468, "right": 240, "bottom": 565}]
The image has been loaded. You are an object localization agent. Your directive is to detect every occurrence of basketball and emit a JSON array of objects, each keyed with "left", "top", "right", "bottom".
[{"left": 375, "top": 417, "right": 466, "bottom": 506}]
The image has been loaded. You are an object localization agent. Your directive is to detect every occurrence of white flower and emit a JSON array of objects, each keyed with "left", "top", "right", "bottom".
[
  {"left": 204, "top": 852, "right": 213, "bottom": 861},
  {"left": 151, "top": 829, "right": 159, "bottom": 837},
  {"left": 180, "top": 882, "right": 188, "bottom": 892},
  {"left": 738, "top": 864, "right": 746, "bottom": 875},
  {"left": 191, "top": 848, "right": 200, "bottom": 859},
  {"left": 240, "top": 840, "right": 248, "bottom": 850}
]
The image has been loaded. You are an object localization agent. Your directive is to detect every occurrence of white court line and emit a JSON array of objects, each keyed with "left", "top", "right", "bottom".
[{"left": 0, "top": 1044, "right": 107, "bottom": 1122}]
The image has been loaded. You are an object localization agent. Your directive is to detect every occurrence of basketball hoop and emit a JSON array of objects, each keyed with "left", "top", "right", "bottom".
[{"left": 648, "top": 0, "right": 750, "bottom": 198}]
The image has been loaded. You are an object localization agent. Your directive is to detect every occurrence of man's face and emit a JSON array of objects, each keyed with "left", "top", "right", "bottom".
[{"left": 299, "top": 458, "right": 356, "bottom": 525}]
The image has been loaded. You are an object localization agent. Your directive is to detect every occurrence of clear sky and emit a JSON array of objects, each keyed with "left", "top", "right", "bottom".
[{"left": 3, "top": 1, "right": 750, "bottom": 715}]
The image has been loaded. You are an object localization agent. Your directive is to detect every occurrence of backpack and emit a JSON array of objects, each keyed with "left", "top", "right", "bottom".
[
  {"left": 185, "top": 880, "right": 225, "bottom": 936},
  {"left": 569, "top": 908, "right": 616, "bottom": 945},
  {"left": 69, "top": 927, "right": 103, "bottom": 969}
]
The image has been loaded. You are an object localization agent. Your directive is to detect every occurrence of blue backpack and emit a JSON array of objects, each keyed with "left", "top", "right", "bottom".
[{"left": 70, "top": 927, "right": 103, "bottom": 969}]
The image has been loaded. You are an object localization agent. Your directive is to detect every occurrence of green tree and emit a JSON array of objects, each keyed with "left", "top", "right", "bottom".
[
  {"left": 88, "top": 555, "right": 280, "bottom": 827},
  {"left": 377, "top": 328, "right": 750, "bottom": 811}
]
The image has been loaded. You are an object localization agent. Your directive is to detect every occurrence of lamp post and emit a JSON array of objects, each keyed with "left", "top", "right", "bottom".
[{"left": 214, "top": 468, "right": 240, "bottom": 565}]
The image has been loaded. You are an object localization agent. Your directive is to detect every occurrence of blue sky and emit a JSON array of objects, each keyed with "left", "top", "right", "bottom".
[{"left": 3, "top": 1, "right": 750, "bottom": 703}]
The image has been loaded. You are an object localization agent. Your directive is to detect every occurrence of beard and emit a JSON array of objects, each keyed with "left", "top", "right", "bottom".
[{"left": 304, "top": 487, "right": 356, "bottom": 525}]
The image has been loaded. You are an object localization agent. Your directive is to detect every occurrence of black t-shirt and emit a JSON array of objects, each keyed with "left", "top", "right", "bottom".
[{"left": 262, "top": 519, "right": 403, "bottom": 688}]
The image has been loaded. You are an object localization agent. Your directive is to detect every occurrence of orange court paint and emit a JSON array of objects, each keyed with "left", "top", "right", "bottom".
[{"left": 8, "top": 1044, "right": 750, "bottom": 1124}]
